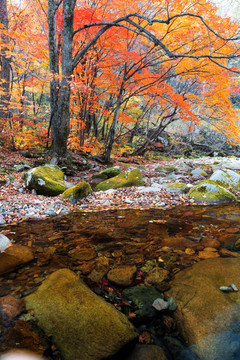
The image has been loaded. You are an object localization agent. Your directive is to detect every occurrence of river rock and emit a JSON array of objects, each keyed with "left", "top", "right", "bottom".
[
  {"left": 0, "top": 234, "right": 11, "bottom": 252},
  {"left": 144, "top": 267, "right": 169, "bottom": 289},
  {"left": 61, "top": 181, "right": 92, "bottom": 203},
  {"left": 0, "top": 245, "right": 34, "bottom": 275},
  {"left": 25, "top": 269, "right": 138, "bottom": 360},
  {"left": 92, "top": 166, "right": 121, "bottom": 180},
  {"left": 88, "top": 256, "right": 111, "bottom": 282},
  {"left": 198, "top": 247, "right": 220, "bottom": 259},
  {"left": 24, "top": 165, "right": 65, "bottom": 196},
  {"left": 210, "top": 169, "right": 240, "bottom": 190},
  {"left": 126, "top": 344, "right": 168, "bottom": 360},
  {"left": 0, "top": 295, "right": 24, "bottom": 321},
  {"left": 190, "top": 167, "right": 207, "bottom": 177},
  {"left": 123, "top": 286, "right": 163, "bottom": 324},
  {"left": 158, "top": 182, "right": 188, "bottom": 194},
  {"left": 189, "top": 180, "right": 236, "bottom": 203},
  {"left": 107, "top": 265, "right": 137, "bottom": 287},
  {"left": 68, "top": 247, "right": 96, "bottom": 261},
  {"left": 95, "top": 169, "right": 144, "bottom": 191},
  {"left": 166, "top": 257, "right": 240, "bottom": 360}
]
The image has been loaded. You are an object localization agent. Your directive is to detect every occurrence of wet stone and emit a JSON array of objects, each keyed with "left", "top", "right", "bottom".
[
  {"left": 68, "top": 247, "right": 96, "bottom": 261},
  {"left": 144, "top": 267, "right": 169, "bottom": 289},
  {"left": 107, "top": 265, "right": 137, "bottom": 287}
]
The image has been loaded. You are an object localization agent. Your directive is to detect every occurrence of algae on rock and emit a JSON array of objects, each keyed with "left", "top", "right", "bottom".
[
  {"left": 95, "top": 168, "right": 144, "bottom": 192},
  {"left": 189, "top": 180, "right": 236, "bottom": 203},
  {"left": 61, "top": 181, "right": 92, "bottom": 203},
  {"left": 25, "top": 269, "right": 138, "bottom": 360},
  {"left": 92, "top": 166, "right": 121, "bottom": 180},
  {"left": 24, "top": 165, "right": 65, "bottom": 196},
  {"left": 210, "top": 169, "right": 240, "bottom": 190}
]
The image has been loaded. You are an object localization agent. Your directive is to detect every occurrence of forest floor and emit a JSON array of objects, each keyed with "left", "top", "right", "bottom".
[{"left": 0, "top": 149, "right": 222, "bottom": 226}]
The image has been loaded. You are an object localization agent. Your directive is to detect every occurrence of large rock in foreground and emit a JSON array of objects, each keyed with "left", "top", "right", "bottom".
[
  {"left": 166, "top": 257, "right": 240, "bottom": 360},
  {"left": 25, "top": 269, "right": 138, "bottom": 360},
  {"left": 24, "top": 165, "right": 65, "bottom": 196},
  {"left": 95, "top": 169, "right": 144, "bottom": 192},
  {"left": 189, "top": 180, "right": 236, "bottom": 203}
]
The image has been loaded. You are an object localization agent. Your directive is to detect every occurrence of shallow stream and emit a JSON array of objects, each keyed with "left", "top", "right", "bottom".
[{"left": 1, "top": 203, "right": 240, "bottom": 358}]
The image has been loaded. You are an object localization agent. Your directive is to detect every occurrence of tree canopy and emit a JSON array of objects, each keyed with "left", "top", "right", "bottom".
[{"left": 0, "top": 0, "right": 239, "bottom": 162}]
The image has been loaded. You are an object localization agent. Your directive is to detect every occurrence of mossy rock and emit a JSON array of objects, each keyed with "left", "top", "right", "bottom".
[
  {"left": 189, "top": 180, "right": 236, "bottom": 203},
  {"left": 210, "top": 169, "right": 240, "bottom": 190},
  {"left": 0, "top": 176, "right": 7, "bottom": 186},
  {"left": 25, "top": 269, "right": 138, "bottom": 360},
  {"left": 95, "top": 169, "right": 144, "bottom": 192},
  {"left": 92, "top": 166, "right": 121, "bottom": 180},
  {"left": 160, "top": 182, "right": 189, "bottom": 194},
  {"left": 24, "top": 165, "right": 65, "bottom": 196},
  {"left": 190, "top": 167, "right": 208, "bottom": 177},
  {"left": 61, "top": 182, "right": 92, "bottom": 203}
]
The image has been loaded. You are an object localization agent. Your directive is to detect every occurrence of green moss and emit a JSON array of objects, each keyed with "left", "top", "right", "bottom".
[
  {"left": 162, "top": 182, "right": 189, "bottom": 194},
  {"left": 155, "top": 166, "right": 178, "bottom": 173},
  {"left": 24, "top": 165, "right": 65, "bottom": 196},
  {"left": 25, "top": 269, "right": 138, "bottom": 360},
  {"left": 210, "top": 169, "right": 240, "bottom": 190},
  {"left": 189, "top": 180, "right": 237, "bottom": 203},
  {"left": 92, "top": 166, "right": 121, "bottom": 180},
  {"left": 61, "top": 182, "right": 92, "bottom": 203},
  {"left": 95, "top": 168, "right": 144, "bottom": 192}
]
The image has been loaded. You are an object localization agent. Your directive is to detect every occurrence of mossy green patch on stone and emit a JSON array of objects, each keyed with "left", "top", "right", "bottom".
[
  {"left": 24, "top": 165, "right": 65, "bottom": 196},
  {"left": 61, "top": 182, "right": 92, "bottom": 203},
  {"left": 189, "top": 180, "right": 236, "bottom": 203},
  {"left": 25, "top": 269, "right": 138, "bottom": 360},
  {"left": 95, "top": 168, "right": 144, "bottom": 192},
  {"left": 92, "top": 166, "right": 121, "bottom": 180},
  {"left": 210, "top": 169, "right": 240, "bottom": 190},
  {"left": 160, "top": 182, "right": 188, "bottom": 194}
]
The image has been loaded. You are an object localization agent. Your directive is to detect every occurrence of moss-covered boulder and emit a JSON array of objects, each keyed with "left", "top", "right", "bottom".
[
  {"left": 95, "top": 168, "right": 144, "bottom": 192},
  {"left": 25, "top": 269, "right": 138, "bottom": 360},
  {"left": 190, "top": 167, "right": 208, "bottom": 177},
  {"left": 61, "top": 181, "right": 92, "bottom": 203},
  {"left": 210, "top": 169, "right": 240, "bottom": 190},
  {"left": 166, "top": 258, "right": 240, "bottom": 360},
  {"left": 92, "top": 166, "right": 121, "bottom": 180},
  {"left": 159, "top": 182, "right": 188, "bottom": 194},
  {"left": 189, "top": 180, "right": 236, "bottom": 203},
  {"left": 24, "top": 165, "right": 65, "bottom": 196}
]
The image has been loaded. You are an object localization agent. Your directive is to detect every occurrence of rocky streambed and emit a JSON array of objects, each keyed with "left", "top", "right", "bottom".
[{"left": 1, "top": 204, "right": 240, "bottom": 360}]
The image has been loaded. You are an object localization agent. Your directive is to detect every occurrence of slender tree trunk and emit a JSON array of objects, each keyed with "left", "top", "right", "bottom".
[
  {"left": 0, "top": 0, "right": 10, "bottom": 117},
  {"left": 49, "top": 0, "right": 75, "bottom": 163},
  {"left": 104, "top": 80, "right": 125, "bottom": 162}
]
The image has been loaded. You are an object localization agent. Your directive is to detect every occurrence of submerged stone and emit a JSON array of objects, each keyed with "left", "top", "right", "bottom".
[
  {"left": 25, "top": 269, "right": 138, "bottom": 360},
  {"left": 123, "top": 285, "right": 163, "bottom": 324},
  {"left": 95, "top": 169, "right": 144, "bottom": 192},
  {"left": 166, "top": 257, "right": 240, "bottom": 360},
  {"left": 0, "top": 245, "right": 34, "bottom": 275},
  {"left": 24, "top": 165, "right": 65, "bottom": 196}
]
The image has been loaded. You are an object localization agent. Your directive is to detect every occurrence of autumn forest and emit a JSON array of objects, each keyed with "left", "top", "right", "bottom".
[{"left": 0, "top": 0, "right": 239, "bottom": 163}]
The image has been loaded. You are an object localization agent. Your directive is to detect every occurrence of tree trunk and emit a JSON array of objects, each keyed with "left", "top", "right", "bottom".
[
  {"left": 49, "top": 0, "right": 75, "bottom": 163},
  {"left": 103, "top": 76, "right": 125, "bottom": 162},
  {"left": 0, "top": 0, "right": 11, "bottom": 118}
]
